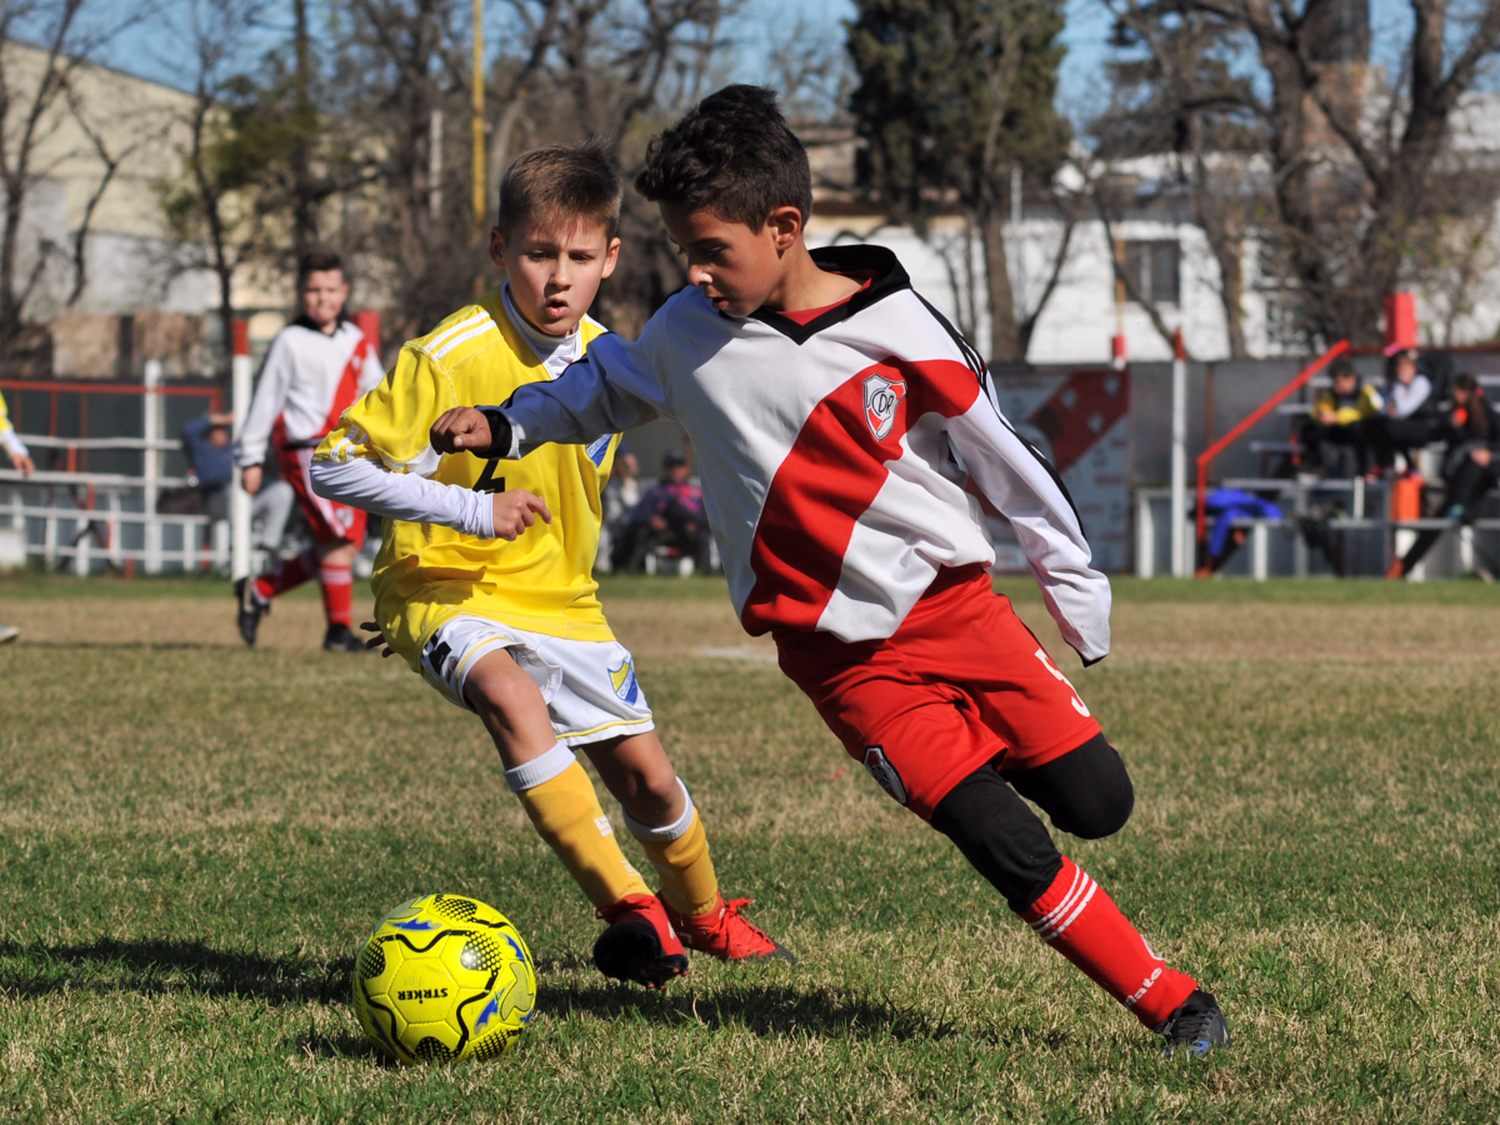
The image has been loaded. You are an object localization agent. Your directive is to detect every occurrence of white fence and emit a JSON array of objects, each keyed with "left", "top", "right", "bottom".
[
  {"left": 0, "top": 362, "right": 232, "bottom": 576},
  {"left": 0, "top": 443, "right": 229, "bottom": 576}
]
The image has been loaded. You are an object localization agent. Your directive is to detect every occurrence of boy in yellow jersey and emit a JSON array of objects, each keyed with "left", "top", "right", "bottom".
[{"left": 310, "top": 141, "right": 789, "bottom": 987}]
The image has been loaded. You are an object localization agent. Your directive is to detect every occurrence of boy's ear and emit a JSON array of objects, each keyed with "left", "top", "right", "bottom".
[
  {"left": 488, "top": 227, "right": 508, "bottom": 270},
  {"left": 600, "top": 236, "right": 621, "bottom": 280},
  {"left": 766, "top": 205, "right": 804, "bottom": 252}
]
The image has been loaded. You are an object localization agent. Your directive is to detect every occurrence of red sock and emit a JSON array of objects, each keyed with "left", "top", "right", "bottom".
[
  {"left": 253, "top": 548, "right": 316, "bottom": 602},
  {"left": 1019, "top": 856, "right": 1197, "bottom": 1028},
  {"left": 318, "top": 564, "right": 353, "bottom": 627}
]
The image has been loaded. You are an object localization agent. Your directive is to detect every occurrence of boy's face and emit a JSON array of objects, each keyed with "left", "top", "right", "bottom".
[
  {"left": 491, "top": 217, "right": 620, "bottom": 337},
  {"left": 660, "top": 202, "right": 803, "bottom": 318},
  {"left": 300, "top": 269, "right": 349, "bottom": 332}
]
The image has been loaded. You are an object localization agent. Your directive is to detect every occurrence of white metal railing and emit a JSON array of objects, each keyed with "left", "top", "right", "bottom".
[
  {"left": 1136, "top": 479, "right": 1500, "bottom": 580},
  {"left": 0, "top": 463, "right": 229, "bottom": 576}
]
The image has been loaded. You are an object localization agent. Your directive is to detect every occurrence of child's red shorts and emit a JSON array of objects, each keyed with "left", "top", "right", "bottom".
[
  {"left": 278, "top": 441, "right": 367, "bottom": 549},
  {"left": 774, "top": 564, "right": 1102, "bottom": 821}
]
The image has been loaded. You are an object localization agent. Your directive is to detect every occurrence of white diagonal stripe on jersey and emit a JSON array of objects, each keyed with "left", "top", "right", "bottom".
[
  {"left": 423, "top": 311, "right": 489, "bottom": 355},
  {"left": 1039, "top": 878, "right": 1097, "bottom": 942},
  {"left": 432, "top": 321, "right": 499, "bottom": 361}
]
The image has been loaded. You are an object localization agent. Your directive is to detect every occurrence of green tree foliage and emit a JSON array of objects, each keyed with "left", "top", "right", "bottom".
[{"left": 847, "top": 0, "right": 1069, "bottom": 361}]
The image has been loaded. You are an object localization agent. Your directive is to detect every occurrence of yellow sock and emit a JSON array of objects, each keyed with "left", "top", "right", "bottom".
[
  {"left": 515, "top": 760, "right": 650, "bottom": 909},
  {"left": 635, "top": 809, "right": 719, "bottom": 918}
]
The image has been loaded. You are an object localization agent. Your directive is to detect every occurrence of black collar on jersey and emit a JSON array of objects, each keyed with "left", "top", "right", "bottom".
[
  {"left": 747, "top": 244, "right": 911, "bottom": 345},
  {"left": 290, "top": 312, "right": 349, "bottom": 333}
]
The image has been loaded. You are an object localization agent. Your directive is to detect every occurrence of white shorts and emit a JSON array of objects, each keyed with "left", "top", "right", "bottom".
[{"left": 419, "top": 614, "right": 655, "bottom": 747}]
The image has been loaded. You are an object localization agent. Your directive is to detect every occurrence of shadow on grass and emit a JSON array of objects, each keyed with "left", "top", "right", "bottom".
[
  {"left": 0, "top": 937, "right": 353, "bottom": 1003},
  {"left": 540, "top": 979, "right": 1072, "bottom": 1047},
  {"left": 17, "top": 641, "right": 235, "bottom": 651},
  {"left": 1, "top": 939, "right": 1069, "bottom": 1048}
]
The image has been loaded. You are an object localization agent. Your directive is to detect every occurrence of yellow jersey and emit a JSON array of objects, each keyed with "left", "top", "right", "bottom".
[{"left": 314, "top": 288, "right": 619, "bottom": 670}]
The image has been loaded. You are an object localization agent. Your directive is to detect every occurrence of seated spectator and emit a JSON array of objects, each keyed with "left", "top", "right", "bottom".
[
  {"left": 181, "top": 411, "right": 236, "bottom": 520},
  {"left": 596, "top": 446, "right": 641, "bottom": 574},
  {"left": 1388, "top": 373, "right": 1500, "bottom": 578},
  {"left": 178, "top": 411, "right": 297, "bottom": 556},
  {"left": 1370, "top": 349, "right": 1440, "bottom": 472},
  {"left": 1299, "top": 357, "right": 1382, "bottom": 477},
  {"left": 1202, "top": 488, "right": 1283, "bottom": 573},
  {"left": 611, "top": 449, "right": 710, "bottom": 573}
]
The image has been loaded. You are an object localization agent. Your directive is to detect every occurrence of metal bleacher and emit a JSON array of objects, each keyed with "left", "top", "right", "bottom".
[{"left": 1136, "top": 372, "right": 1500, "bottom": 580}]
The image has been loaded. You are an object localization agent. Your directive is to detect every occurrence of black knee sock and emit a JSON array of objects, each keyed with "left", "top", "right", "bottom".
[
  {"left": 1001, "top": 733, "right": 1134, "bottom": 840},
  {"left": 930, "top": 765, "right": 1062, "bottom": 912}
]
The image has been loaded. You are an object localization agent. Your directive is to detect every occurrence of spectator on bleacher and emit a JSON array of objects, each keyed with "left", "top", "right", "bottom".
[
  {"left": 596, "top": 446, "right": 641, "bottom": 573},
  {"left": 181, "top": 411, "right": 235, "bottom": 520},
  {"left": 1300, "top": 357, "right": 1382, "bottom": 477},
  {"left": 1387, "top": 373, "right": 1500, "bottom": 578},
  {"left": 0, "top": 386, "right": 31, "bottom": 645},
  {"left": 611, "top": 449, "right": 710, "bottom": 573},
  {"left": 1371, "top": 349, "right": 1440, "bottom": 472}
]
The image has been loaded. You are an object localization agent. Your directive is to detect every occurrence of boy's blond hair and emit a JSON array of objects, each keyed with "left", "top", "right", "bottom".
[{"left": 497, "top": 140, "right": 623, "bottom": 240}]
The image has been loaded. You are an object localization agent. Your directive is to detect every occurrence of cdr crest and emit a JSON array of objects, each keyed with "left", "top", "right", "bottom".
[{"left": 862, "top": 372, "right": 907, "bottom": 441}]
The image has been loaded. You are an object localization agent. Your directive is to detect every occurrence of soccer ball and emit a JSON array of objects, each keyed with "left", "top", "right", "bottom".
[{"left": 352, "top": 893, "right": 537, "bottom": 1064}]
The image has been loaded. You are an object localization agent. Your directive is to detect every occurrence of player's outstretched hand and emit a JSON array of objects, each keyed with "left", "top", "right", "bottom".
[
  {"left": 431, "top": 407, "right": 492, "bottom": 454},
  {"left": 493, "top": 489, "right": 552, "bottom": 540},
  {"left": 360, "top": 621, "right": 395, "bottom": 658}
]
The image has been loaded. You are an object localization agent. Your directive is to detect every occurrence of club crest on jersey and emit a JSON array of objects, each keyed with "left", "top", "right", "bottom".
[
  {"left": 862, "top": 372, "right": 907, "bottom": 441},
  {"left": 584, "top": 435, "right": 612, "bottom": 467},
  {"left": 609, "top": 657, "right": 639, "bottom": 704},
  {"left": 862, "top": 746, "right": 908, "bottom": 805}
]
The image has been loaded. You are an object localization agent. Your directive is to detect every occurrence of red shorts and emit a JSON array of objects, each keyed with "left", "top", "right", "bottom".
[
  {"left": 774, "top": 565, "right": 1102, "bottom": 821},
  {"left": 278, "top": 442, "right": 367, "bottom": 549}
]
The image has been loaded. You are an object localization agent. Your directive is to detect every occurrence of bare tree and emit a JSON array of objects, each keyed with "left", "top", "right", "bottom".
[
  {"left": 0, "top": 0, "right": 131, "bottom": 362},
  {"left": 1109, "top": 0, "right": 1500, "bottom": 347},
  {"left": 158, "top": 0, "right": 267, "bottom": 374}
]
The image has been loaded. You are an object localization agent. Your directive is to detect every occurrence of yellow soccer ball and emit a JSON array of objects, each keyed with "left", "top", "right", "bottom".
[{"left": 352, "top": 893, "right": 537, "bottom": 1064}]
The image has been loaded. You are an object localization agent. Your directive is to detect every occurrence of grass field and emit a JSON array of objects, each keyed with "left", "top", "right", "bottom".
[{"left": 1, "top": 572, "right": 1498, "bottom": 1122}]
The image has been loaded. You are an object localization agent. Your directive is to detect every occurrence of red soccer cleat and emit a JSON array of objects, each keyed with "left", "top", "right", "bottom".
[
  {"left": 593, "top": 893, "right": 689, "bottom": 989},
  {"left": 663, "top": 894, "right": 796, "bottom": 964}
]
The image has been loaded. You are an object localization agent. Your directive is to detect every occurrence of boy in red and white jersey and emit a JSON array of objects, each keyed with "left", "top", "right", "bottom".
[
  {"left": 234, "top": 250, "right": 384, "bottom": 652},
  {"left": 432, "top": 87, "right": 1231, "bottom": 1055}
]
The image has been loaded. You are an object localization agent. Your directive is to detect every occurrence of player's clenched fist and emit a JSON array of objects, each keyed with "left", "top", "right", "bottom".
[
  {"left": 492, "top": 488, "right": 552, "bottom": 540},
  {"left": 431, "top": 407, "right": 492, "bottom": 454}
]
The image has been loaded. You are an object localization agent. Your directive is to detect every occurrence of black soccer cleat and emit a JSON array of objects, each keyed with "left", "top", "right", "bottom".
[
  {"left": 234, "top": 576, "right": 267, "bottom": 647},
  {"left": 323, "top": 622, "right": 369, "bottom": 653},
  {"left": 1155, "top": 989, "right": 1231, "bottom": 1058},
  {"left": 593, "top": 894, "right": 690, "bottom": 989}
]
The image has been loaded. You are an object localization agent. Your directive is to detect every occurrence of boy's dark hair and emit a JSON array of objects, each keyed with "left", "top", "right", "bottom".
[
  {"left": 497, "top": 140, "right": 623, "bottom": 240},
  {"left": 298, "top": 249, "right": 344, "bottom": 287},
  {"left": 1455, "top": 372, "right": 1479, "bottom": 393},
  {"left": 635, "top": 85, "right": 813, "bottom": 229},
  {"left": 1329, "top": 357, "right": 1357, "bottom": 382}
]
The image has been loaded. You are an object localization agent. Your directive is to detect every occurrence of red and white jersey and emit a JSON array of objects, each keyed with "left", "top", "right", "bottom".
[
  {"left": 500, "top": 245, "right": 1111, "bottom": 662},
  {"left": 236, "top": 318, "right": 384, "bottom": 467}
]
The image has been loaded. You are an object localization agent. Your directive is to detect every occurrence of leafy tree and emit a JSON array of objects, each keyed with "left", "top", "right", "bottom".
[{"left": 847, "top": 0, "right": 1069, "bottom": 362}]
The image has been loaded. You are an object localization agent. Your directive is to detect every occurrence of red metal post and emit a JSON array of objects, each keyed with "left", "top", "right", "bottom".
[{"left": 1193, "top": 339, "right": 1351, "bottom": 574}]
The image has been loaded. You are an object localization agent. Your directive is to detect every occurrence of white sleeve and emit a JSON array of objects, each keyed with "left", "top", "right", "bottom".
[
  {"left": 236, "top": 335, "right": 293, "bottom": 468},
  {"left": 498, "top": 332, "right": 669, "bottom": 458},
  {"left": 0, "top": 426, "right": 27, "bottom": 459},
  {"left": 357, "top": 337, "right": 386, "bottom": 394},
  {"left": 946, "top": 392, "right": 1112, "bottom": 664},
  {"left": 310, "top": 455, "right": 496, "bottom": 538}
]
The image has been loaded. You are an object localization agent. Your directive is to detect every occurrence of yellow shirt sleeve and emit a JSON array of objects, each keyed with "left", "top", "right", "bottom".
[{"left": 316, "top": 342, "right": 455, "bottom": 471}]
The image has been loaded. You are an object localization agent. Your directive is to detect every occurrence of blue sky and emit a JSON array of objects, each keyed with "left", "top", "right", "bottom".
[{"left": 96, "top": 0, "right": 1454, "bottom": 121}]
